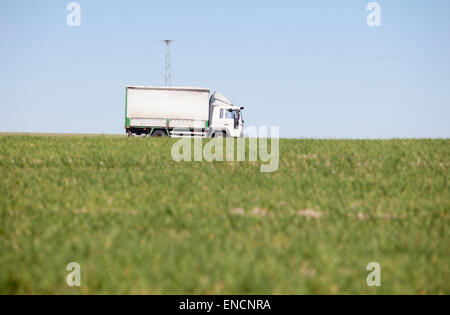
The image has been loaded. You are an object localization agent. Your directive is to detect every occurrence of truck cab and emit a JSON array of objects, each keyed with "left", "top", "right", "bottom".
[{"left": 209, "top": 92, "right": 244, "bottom": 138}]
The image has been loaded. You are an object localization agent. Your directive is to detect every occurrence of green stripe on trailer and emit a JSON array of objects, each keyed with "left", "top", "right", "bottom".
[{"left": 129, "top": 126, "right": 156, "bottom": 129}]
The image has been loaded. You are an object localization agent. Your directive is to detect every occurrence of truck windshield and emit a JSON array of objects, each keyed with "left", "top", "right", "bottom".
[
  {"left": 226, "top": 110, "right": 237, "bottom": 120},
  {"left": 226, "top": 110, "right": 240, "bottom": 129}
]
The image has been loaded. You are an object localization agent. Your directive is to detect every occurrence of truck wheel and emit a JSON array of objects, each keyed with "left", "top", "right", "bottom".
[
  {"left": 127, "top": 130, "right": 132, "bottom": 137},
  {"left": 152, "top": 130, "right": 168, "bottom": 137},
  {"left": 212, "top": 131, "right": 226, "bottom": 138}
]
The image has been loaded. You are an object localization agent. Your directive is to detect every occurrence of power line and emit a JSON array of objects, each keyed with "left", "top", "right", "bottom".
[
  {"left": 48, "top": 38, "right": 450, "bottom": 63},
  {"left": 175, "top": 40, "right": 450, "bottom": 63}
]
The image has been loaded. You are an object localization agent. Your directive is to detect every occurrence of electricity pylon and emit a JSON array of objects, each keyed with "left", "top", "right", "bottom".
[{"left": 163, "top": 40, "right": 172, "bottom": 86}]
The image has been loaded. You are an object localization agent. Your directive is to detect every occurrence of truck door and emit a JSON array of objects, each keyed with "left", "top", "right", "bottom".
[
  {"left": 212, "top": 107, "right": 226, "bottom": 128},
  {"left": 212, "top": 107, "right": 233, "bottom": 132}
]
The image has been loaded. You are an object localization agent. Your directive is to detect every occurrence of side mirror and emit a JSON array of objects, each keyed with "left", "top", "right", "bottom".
[{"left": 240, "top": 107, "right": 245, "bottom": 110}]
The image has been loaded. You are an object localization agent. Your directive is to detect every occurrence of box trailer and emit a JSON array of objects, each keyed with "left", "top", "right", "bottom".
[{"left": 125, "top": 86, "right": 244, "bottom": 138}]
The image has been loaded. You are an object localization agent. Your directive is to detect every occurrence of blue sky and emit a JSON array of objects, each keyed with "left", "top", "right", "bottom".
[{"left": 1, "top": 0, "right": 449, "bottom": 138}]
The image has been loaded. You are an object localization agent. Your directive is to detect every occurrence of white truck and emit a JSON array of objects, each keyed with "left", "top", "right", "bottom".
[{"left": 125, "top": 86, "right": 244, "bottom": 138}]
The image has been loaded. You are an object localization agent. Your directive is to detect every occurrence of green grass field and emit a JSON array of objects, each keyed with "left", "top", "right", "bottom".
[{"left": 0, "top": 135, "right": 448, "bottom": 294}]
